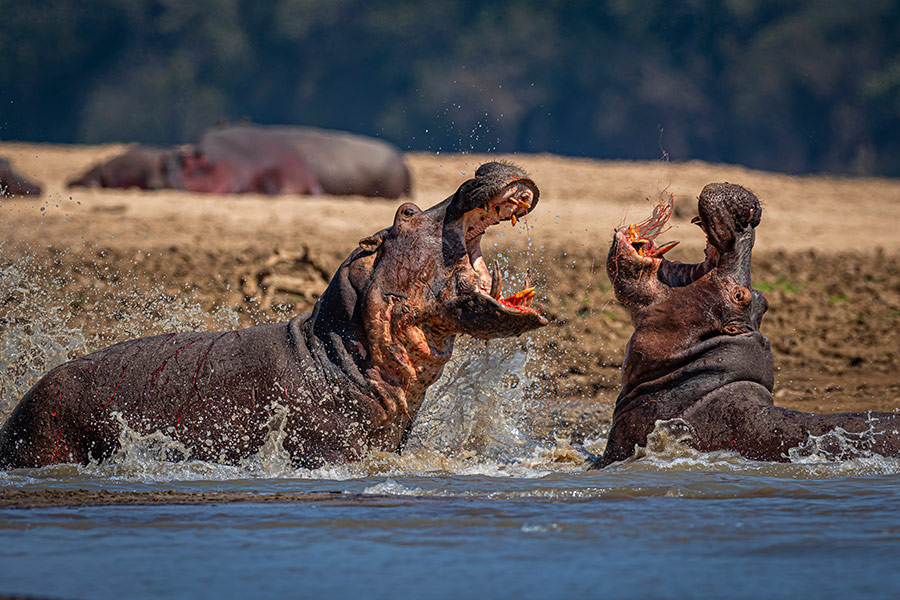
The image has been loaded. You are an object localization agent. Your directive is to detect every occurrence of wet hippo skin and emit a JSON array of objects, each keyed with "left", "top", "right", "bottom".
[
  {"left": 0, "top": 162, "right": 547, "bottom": 468},
  {"left": 599, "top": 184, "right": 900, "bottom": 466}
]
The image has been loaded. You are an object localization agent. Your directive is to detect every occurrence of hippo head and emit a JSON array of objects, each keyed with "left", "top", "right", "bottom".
[
  {"left": 306, "top": 161, "right": 547, "bottom": 421},
  {"left": 607, "top": 183, "right": 770, "bottom": 384}
]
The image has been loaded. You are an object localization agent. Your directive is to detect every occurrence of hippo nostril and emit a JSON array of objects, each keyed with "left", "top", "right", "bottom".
[{"left": 723, "top": 323, "right": 746, "bottom": 335}]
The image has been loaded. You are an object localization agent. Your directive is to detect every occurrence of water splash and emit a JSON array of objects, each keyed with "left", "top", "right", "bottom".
[
  {"left": 408, "top": 337, "right": 566, "bottom": 463},
  {"left": 0, "top": 248, "right": 89, "bottom": 416},
  {"left": 617, "top": 417, "right": 900, "bottom": 478},
  {"left": 0, "top": 240, "right": 241, "bottom": 422}
]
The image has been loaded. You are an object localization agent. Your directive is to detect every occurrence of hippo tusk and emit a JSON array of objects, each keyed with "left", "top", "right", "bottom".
[
  {"left": 651, "top": 240, "right": 680, "bottom": 257},
  {"left": 490, "top": 261, "right": 503, "bottom": 299}
]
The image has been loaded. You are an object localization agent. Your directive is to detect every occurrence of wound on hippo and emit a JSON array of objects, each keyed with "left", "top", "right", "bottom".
[
  {"left": 598, "top": 183, "right": 900, "bottom": 467},
  {"left": 0, "top": 162, "right": 547, "bottom": 469}
]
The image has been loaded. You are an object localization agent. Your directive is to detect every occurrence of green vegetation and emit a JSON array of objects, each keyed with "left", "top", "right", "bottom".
[
  {"left": 1, "top": 0, "right": 898, "bottom": 175},
  {"left": 757, "top": 277, "right": 803, "bottom": 294}
]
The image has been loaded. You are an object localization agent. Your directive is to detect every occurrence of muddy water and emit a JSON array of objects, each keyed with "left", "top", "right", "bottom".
[{"left": 2, "top": 249, "right": 900, "bottom": 599}]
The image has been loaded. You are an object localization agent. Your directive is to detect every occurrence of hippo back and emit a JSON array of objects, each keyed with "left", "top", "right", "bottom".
[{"left": 273, "top": 126, "right": 411, "bottom": 198}]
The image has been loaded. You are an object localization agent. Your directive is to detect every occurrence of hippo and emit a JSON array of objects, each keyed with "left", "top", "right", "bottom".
[
  {"left": 0, "top": 162, "right": 546, "bottom": 468},
  {"left": 599, "top": 184, "right": 900, "bottom": 467},
  {"left": 0, "top": 158, "right": 42, "bottom": 197},
  {"left": 271, "top": 126, "right": 412, "bottom": 199},
  {"left": 67, "top": 146, "right": 174, "bottom": 190},
  {"left": 171, "top": 128, "right": 322, "bottom": 195}
]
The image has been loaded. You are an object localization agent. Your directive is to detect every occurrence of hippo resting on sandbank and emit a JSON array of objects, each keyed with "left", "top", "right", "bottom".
[
  {"left": 270, "top": 126, "right": 412, "bottom": 199},
  {"left": 598, "top": 184, "right": 900, "bottom": 467},
  {"left": 0, "top": 158, "right": 42, "bottom": 197},
  {"left": 67, "top": 146, "right": 174, "bottom": 190},
  {"left": 0, "top": 162, "right": 546, "bottom": 469},
  {"left": 66, "top": 146, "right": 173, "bottom": 190},
  {"left": 172, "top": 127, "right": 322, "bottom": 196},
  {"left": 175, "top": 125, "right": 411, "bottom": 198}
]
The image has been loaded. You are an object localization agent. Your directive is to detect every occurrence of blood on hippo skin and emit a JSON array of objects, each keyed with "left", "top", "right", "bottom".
[
  {"left": 0, "top": 162, "right": 547, "bottom": 469},
  {"left": 597, "top": 183, "right": 900, "bottom": 467}
]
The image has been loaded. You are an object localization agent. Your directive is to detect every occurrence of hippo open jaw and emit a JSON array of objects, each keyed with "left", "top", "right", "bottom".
[
  {"left": 627, "top": 231, "right": 718, "bottom": 287},
  {"left": 462, "top": 181, "right": 545, "bottom": 319},
  {"left": 611, "top": 213, "right": 717, "bottom": 291}
]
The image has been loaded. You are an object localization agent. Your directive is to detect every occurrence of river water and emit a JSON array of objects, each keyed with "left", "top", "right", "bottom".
[
  {"left": 3, "top": 454, "right": 900, "bottom": 599},
  {"left": 2, "top": 249, "right": 900, "bottom": 599}
]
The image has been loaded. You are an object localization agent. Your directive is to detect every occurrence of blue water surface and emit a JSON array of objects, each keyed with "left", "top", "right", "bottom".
[{"left": 3, "top": 468, "right": 900, "bottom": 600}]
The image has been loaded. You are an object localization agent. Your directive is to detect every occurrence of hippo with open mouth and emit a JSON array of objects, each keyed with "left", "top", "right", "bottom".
[
  {"left": 0, "top": 162, "right": 547, "bottom": 469},
  {"left": 599, "top": 183, "right": 900, "bottom": 466}
]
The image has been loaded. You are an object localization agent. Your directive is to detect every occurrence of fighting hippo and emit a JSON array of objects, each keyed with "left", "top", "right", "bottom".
[
  {"left": 172, "top": 128, "right": 322, "bottom": 195},
  {"left": 67, "top": 146, "right": 174, "bottom": 190},
  {"left": 0, "top": 162, "right": 546, "bottom": 469},
  {"left": 599, "top": 184, "right": 900, "bottom": 466},
  {"left": 0, "top": 158, "right": 42, "bottom": 197}
]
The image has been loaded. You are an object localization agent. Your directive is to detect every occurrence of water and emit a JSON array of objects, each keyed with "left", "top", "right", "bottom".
[
  {"left": 3, "top": 464, "right": 900, "bottom": 599},
  {"left": 2, "top": 244, "right": 900, "bottom": 599}
]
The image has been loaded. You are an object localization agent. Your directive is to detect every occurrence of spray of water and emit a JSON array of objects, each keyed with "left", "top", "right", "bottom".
[{"left": 0, "top": 240, "right": 240, "bottom": 420}]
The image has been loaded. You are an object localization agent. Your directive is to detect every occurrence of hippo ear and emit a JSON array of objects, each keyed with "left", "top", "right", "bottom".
[{"left": 358, "top": 229, "right": 387, "bottom": 252}]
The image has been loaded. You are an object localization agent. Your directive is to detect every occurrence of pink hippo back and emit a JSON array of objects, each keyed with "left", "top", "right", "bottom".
[{"left": 178, "top": 127, "right": 321, "bottom": 195}]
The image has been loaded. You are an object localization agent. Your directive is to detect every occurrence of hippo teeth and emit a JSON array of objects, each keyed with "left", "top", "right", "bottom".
[
  {"left": 647, "top": 240, "right": 679, "bottom": 258},
  {"left": 490, "top": 261, "right": 503, "bottom": 299}
]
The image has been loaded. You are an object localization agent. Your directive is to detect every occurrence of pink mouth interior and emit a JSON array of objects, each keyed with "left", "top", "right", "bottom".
[{"left": 462, "top": 183, "right": 537, "bottom": 305}]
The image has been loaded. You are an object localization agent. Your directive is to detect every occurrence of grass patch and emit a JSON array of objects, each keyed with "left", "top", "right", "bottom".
[{"left": 757, "top": 277, "right": 803, "bottom": 294}]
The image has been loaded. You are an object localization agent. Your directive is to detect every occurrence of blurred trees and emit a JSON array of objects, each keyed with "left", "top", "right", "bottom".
[{"left": 1, "top": 0, "right": 898, "bottom": 175}]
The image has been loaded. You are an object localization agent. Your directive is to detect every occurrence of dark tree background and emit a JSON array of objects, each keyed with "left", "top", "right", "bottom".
[{"left": 1, "top": 0, "right": 898, "bottom": 175}]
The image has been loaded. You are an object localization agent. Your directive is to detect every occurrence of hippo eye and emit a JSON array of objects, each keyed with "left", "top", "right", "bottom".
[
  {"left": 730, "top": 286, "right": 752, "bottom": 307},
  {"left": 397, "top": 203, "right": 420, "bottom": 219}
]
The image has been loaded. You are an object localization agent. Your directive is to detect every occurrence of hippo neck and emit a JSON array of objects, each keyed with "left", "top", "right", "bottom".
[
  {"left": 364, "top": 317, "right": 457, "bottom": 422},
  {"left": 301, "top": 284, "right": 455, "bottom": 442},
  {"left": 616, "top": 332, "right": 775, "bottom": 419}
]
